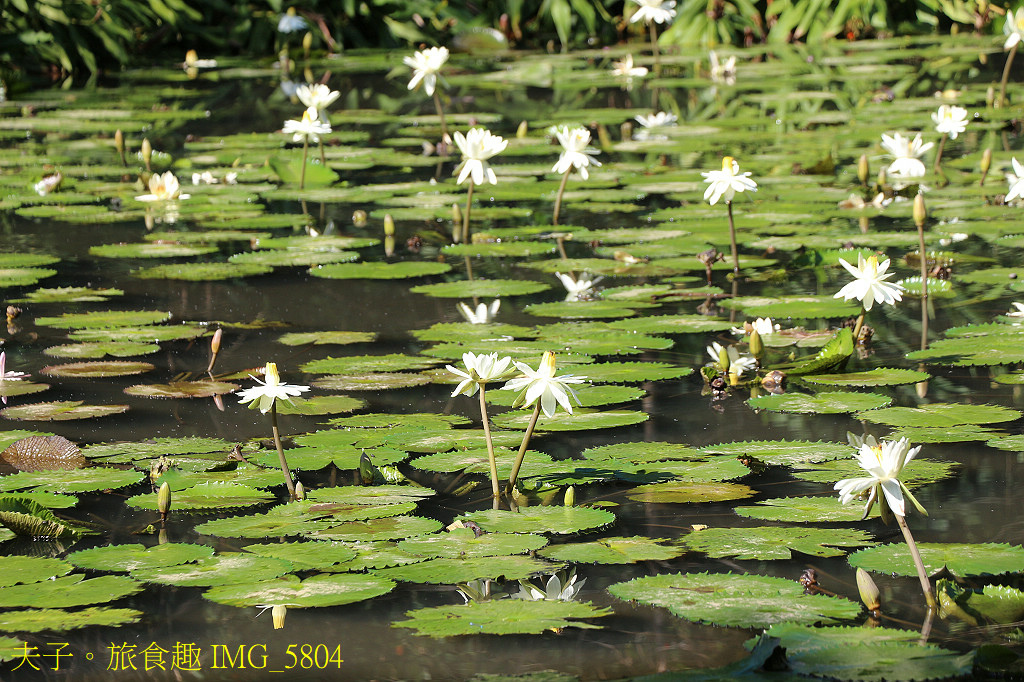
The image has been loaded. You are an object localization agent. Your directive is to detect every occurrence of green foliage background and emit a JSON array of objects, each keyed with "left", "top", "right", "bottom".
[{"left": 0, "top": 0, "right": 1001, "bottom": 86}]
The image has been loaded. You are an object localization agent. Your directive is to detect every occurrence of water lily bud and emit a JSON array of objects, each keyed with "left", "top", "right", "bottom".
[
  {"left": 185, "top": 49, "right": 198, "bottom": 67},
  {"left": 158, "top": 481, "right": 171, "bottom": 520},
  {"left": 114, "top": 129, "right": 125, "bottom": 158},
  {"left": 981, "top": 148, "right": 992, "bottom": 176},
  {"left": 294, "top": 480, "right": 305, "bottom": 500},
  {"left": 986, "top": 85, "right": 995, "bottom": 108},
  {"left": 210, "top": 327, "right": 222, "bottom": 355},
  {"left": 563, "top": 485, "right": 575, "bottom": 507},
  {"left": 597, "top": 123, "right": 612, "bottom": 149},
  {"left": 913, "top": 193, "right": 926, "bottom": 229},
  {"left": 717, "top": 345, "right": 730, "bottom": 373},
  {"left": 857, "top": 154, "right": 869, "bottom": 185},
  {"left": 265, "top": 362, "right": 281, "bottom": 385},
  {"left": 383, "top": 213, "right": 395, "bottom": 236},
  {"left": 272, "top": 605, "right": 287, "bottom": 630},
  {"left": 620, "top": 120, "right": 633, "bottom": 142},
  {"left": 516, "top": 120, "right": 528, "bottom": 138},
  {"left": 141, "top": 138, "right": 152, "bottom": 172},
  {"left": 352, "top": 209, "right": 367, "bottom": 227},
  {"left": 384, "top": 234, "right": 395, "bottom": 258},
  {"left": 452, "top": 202, "right": 462, "bottom": 225},
  {"left": 302, "top": 32, "right": 313, "bottom": 55},
  {"left": 359, "top": 451, "right": 374, "bottom": 485},
  {"left": 856, "top": 567, "right": 881, "bottom": 613},
  {"left": 876, "top": 166, "right": 886, "bottom": 188},
  {"left": 749, "top": 328, "right": 763, "bottom": 360}
]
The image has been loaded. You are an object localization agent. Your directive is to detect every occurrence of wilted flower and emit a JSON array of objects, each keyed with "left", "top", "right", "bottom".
[
  {"left": 881, "top": 132, "right": 933, "bottom": 179},
  {"left": 833, "top": 254, "right": 904, "bottom": 311},
  {"left": 633, "top": 111, "right": 677, "bottom": 140},
  {"left": 835, "top": 437, "right": 926, "bottom": 518},
  {"left": 457, "top": 300, "right": 500, "bottom": 324},
  {"left": 1005, "top": 157, "right": 1024, "bottom": 202},
  {"left": 709, "top": 51, "right": 736, "bottom": 86},
  {"left": 701, "top": 156, "right": 757, "bottom": 205},
  {"left": 136, "top": 171, "right": 190, "bottom": 202},
  {"left": 296, "top": 83, "right": 340, "bottom": 114},
  {"left": 556, "top": 271, "right": 602, "bottom": 300},
  {"left": 404, "top": 46, "right": 449, "bottom": 97},
  {"left": 0, "top": 352, "right": 28, "bottom": 382},
  {"left": 628, "top": 0, "right": 676, "bottom": 25},
  {"left": 237, "top": 362, "right": 310, "bottom": 414},
  {"left": 932, "top": 104, "right": 968, "bottom": 139},
  {"left": 502, "top": 351, "right": 585, "bottom": 418},
  {"left": 552, "top": 126, "right": 601, "bottom": 180},
  {"left": 282, "top": 106, "right": 332, "bottom": 144},
  {"left": 446, "top": 352, "right": 513, "bottom": 398},
  {"left": 453, "top": 128, "right": 507, "bottom": 185}
]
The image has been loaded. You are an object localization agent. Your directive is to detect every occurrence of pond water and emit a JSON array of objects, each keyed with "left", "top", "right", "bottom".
[{"left": 0, "top": 34, "right": 1023, "bottom": 681}]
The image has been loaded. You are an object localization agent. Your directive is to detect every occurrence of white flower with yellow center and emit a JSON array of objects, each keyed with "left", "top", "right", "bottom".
[
  {"left": 453, "top": 128, "right": 507, "bottom": 185},
  {"left": 446, "top": 351, "right": 514, "bottom": 398},
  {"left": 612, "top": 54, "right": 648, "bottom": 79},
  {"left": 932, "top": 104, "right": 968, "bottom": 139},
  {"left": 835, "top": 437, "right": 926, "bottom": 518},
  {"left": 880, "top": 132, "right": 933, "bottom": 179},
  {"left": 833, "top": 254, "right": 904, "bottom": 311},
  {"left": 282, "top": 107, "right": 332, "bottom": 144},
  {"left": 1006, "top": 157, "right": 1024, "bottom": 202},
  {"left": 710, "top": 51, "right": 736, "bottom": 86},
  {"left": 633, "top": 111, "right": 677, "bottom": 140},
  {"left": 404, "top": 46, "right": 449, "bottom": 97},
  {"left": 629, "top": 0, "right": 676, "bottom": 25},
  {"left": 556, "top": 272, "right": 602, "bottom": 301},
  {"left": 731, "top": 317, "right": 779, "bottom": 336},
  {"left": 457, "top": 300, "right": 500, "bottom": 324},
  {"left": 136, "top": 171, "right": 190, "bottom": 202},
  {"left": 237, "top": 362, "right": 310, "bottom": 414},
  {"left": 552, "top": 126, "right": 601, "bottom": 180},
  {"left": 1005, "top": 8, "right": 1024, "bottom": 49},
  {"left": 502, "top": 351, "right": 586, "bottom": 418},
  {"left": 296, "top": 83, "right": 340, "bottom": 114},
  {"left": 701, "top": 156, "right": 758, "bottom": 206}
]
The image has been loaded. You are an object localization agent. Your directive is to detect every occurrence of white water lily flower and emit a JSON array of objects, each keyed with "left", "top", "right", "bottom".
[
  {"left": 457, "top": 300, "right": 500, "bottom": 324},
  {"left": 277, "top": 9, "right": 308, "bottom": 33},
  {"left": 706, "top": 341, "right": 755, "bottom": 376},
  {"left": 502, "top": 351, "right": 585, "bottom": 418},
  {"left": 1005, "top": 157, "right": 1024, "bottom": 202},
  {"left": 611, "top": 54, "right": 648, "bottom": 79},
  {"left": 881, "top": 132, "right": 933, "bottom": 179},
  {"left": 192, "top": 171, "right": 217, "bottom": 185},
  {"left": 453, "top": 128, "right": 507, "bottom": 185},
  {"left": 237, "top": 362, "right": 310, "bottom": 414},
  {"left": 404, "top": 46, "right": 449, "bottom": 97},
  {"left": 633, "top": 111, "right": 677, "bottom": 140},
  {"left": 629, "top": 0, "right": 676, "bottom": 25},
  {"left": 1007, "top": 302, "right": 1024, "bottom": 318},
  {"left": 835, "top": 437, "right": 926, "bottom": 518},
  {"left": 552, "top": 126, "right": 601, "bottom": 180},
  {"left": 283, "top": 106, "right": 332, "bottom": 144},
  {"left": 0, "top": 352, "right": 28, "bottom": 382},
  {"left": 932, "top": 104, "right": 968, "bottom": 139},
  {"left": 701, "top": 156, "right": 757, "bottom": 206},
  {"left": 296, "top": 83, "right": 340, "bottom": 114},
  {"left": 446, "top": 351, "right": 514, "bottom": 398},
  {"left": 136, "top": 171, "right": 190, "bottom": 202},
  {"left": 556, "top": 271, "right": 602, "bottom": 301},
  {"left": 833, "top": 254, "right": 904, "bottom": 311},
  {"left": 514, "top": 570, "right": 586, "bottom": 602},
  {"left": 709, "top": 51, "right": 736, "bottom": 86},
  {"left": 1006, "top": 8, "right": 1024, "bottom": 49},
  {"left": 731, "top": 317, "right": 779, "bottom": 336}
]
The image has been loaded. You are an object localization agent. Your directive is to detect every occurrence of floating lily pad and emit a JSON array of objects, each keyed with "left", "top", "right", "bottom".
[
  {"left": 538, "top": 536, "right": 685, "bottom": 564},
  {"left": 0, "top": 575, "right": 144, "bottom": 608},
  {"left": 11, "top": 287, "right": 123, "bottom": 303},
  {"left": 801, "top": 368, "right": 930, "bottom": 386},
  {"left": 127, "top": 482, "right": 275, "bottom": 512},
  {"left": 306, "top": 515, "right": 444, "bottom": 542},
  {"left": 0, "top": 381, "right": 49, "bottom": 401},
  {"left": 301, "top": 354, "right": 440, "bottom": 374},
  {"left": 939, "top": 580, "right": 1024, "bottom": 625},
  {"left": 1, "top": 400, "right": 129, "bottom": 421},
  {"left": 67, "top": 543, "right": 215, "bottom": 572},
  {"left": 131, "top": 553, "right": 293, "bottom": 587},
  {"left": 700, "top": 440, "right": 853, "bottom": 466},
  {"left": 0, "top": 556, "right": 73, "bottom": 587},
  {"left": 204, "top": 572, "right": 395, "bottom": 608},
  {"left": 459, "top": 507, "right": 615, "bottom": 535},
  {"left": 887, "top": 425, "right": 1001, "bottom": 444},
  {"left": 735, "top": 496, "right": 880, "bottom": 523},
  {"left": 34, "top": 310, "right": 172, "bottom": 328},
  {"left": 683, "top": 526, "right": 877, "bottom": 560},
  {"left": 278, "top": 331, "right": 377, "bottom": 346},
  {"left": 907, "top": 333, "right": 1024, "bottom": 366},
  {"left": 748, "top": 391, "right": 891, "bottom": 414},
  {"left": 523, "top": 300, "right": 649, "bottom": 320},
  {"left": 124, "top": 379, "right": 239, "bottom": 399},
  {"left": 608, "top": 572, "right": 861, "bottom": 628},
  {"left": 43, "top": 341, "right": 160, "bottom": 359},
  {"left": 273, "top": 395, "right": 365, "bottom": 415},
  {"left": 608, "top": 315, "right": 735, "bottom": 335},
  {"left": 242, "top": 541, "right": 357, "bottom": 569},
  {"left": 410, "top": 279, "right": 551, "bottom": 298},
  {"left": 0, "top": 268, "right": 57, "bottom": 288},
  {"left": 311, "top": 261, "right": 452, "bottom": 279},
  {"left": 720, "top": 295, "right": 859, "bottom": 319},
  {"left": 398, "top": 528, "right": 548, "bottom": 559},
  {"left": 41, "top": 361, "right": 155, "bottom": 378},
  {"left": 0, "top": 607, "right": 142, "bottom": 633},
  {"left": 134, "top": 262, "right": 273, "bottom": 280},
  {"left": 848, "top": 542, "right": 1024, "bottom": 578},
  {"left": 443, "top": 242, "right": 557, "bottom": 258},
  {"left": 0, "top": 467, "right": 143, "bottom": 493},
  {"left": 493, "top": 409, "right": 648, "bottom": 432},
  {"left": 791, "top": 458, "right": 957, "bottom": 488},
  {"left": 0, "top": 435, "right": 83, "bottom": 471},
  {"left": 562, "top": 361, "right": 691, "bottom": 383},
  {"left": 375, "top": 555, "right": 557, "bottom": 584},
  {"left": 0, "top": 496, "right": 89, "bottom": 538},
  {"left": 313, "top": 373, "right": 432, "bottom": 391},
  {"left": 90, "top": 242, "right": 218, "bottom": 258},
  {"left": 393, "top": 599, "right": 611, "bottom": 637},
  {"left": 856, "top": 403, "right": 1021, "bottom": 427},
  {"left": 82, "top": 436, "right": 237, "bottom": 461},
  {"left": 626, "top": 480, "right": 756, "bottom": 504},
  {"left": 69, "top": 325, "right": 205, "bottom": 343}
]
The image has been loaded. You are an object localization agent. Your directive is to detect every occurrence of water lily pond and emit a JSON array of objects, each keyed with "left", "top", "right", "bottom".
[{"left": 2, "top": 34, "right": 1024, "bottom": 681}]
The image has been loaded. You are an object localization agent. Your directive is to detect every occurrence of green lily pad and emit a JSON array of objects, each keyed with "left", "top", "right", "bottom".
[
  {"left": 907, "top": 334, "right": 1024, "bottom": 366},
  {"left": 721, "top": 295, "right": 859, "bottom": 319},
  {"left": 856, "top": 403, "right": 1021, "bottom": 427},
  {"left": 748, "top": 391, "right": 891, "bottom": 414},
  {"left": 82, "top": 436, "right": 237, "bottom": 461},
  {"left": 562, "top": 361, "right": 691, "bottom": 383},
  {"left": 43, "top": 341, "right": 160, "bottom": 359},
  {"left": 40, "top": 361, "right": 155, "bottom": 378},
  {"left": 306, "top": 515, "right": 444, "bottom": 542},
  {"left": 313, "top": 373, "right": 432, "bottom": 390},
  {"left": 849, "top": 542, "right": 1024, "bottom": 578},
  {"left": 523, "top": 300, "right": 650, "bottom": 320},
  {"left": 242, "top": 541, "right": 358, "bottom": 569},
  {"left": 608, "top": 572, "right": 861, "bottom": 628},
  {"left": 791, "top": 457, "right": 956, "bottom": 487},
  {"left": 735, "top": 496, "right": 880, "bottom": 523},
  {"left": 127, "top": 482, "right": 275, "bottom": 512},
  {"left": 800, "top": 367, "right": 931, "bottom": 386},
  {"left": 268, "top": 156, "right": 340, "bottom": 187},
  {"left": 90, "top": 242, "right": 218, "bottom": 258},
  {"left": 0, "top": 268, "right": 57, "bottom": 287},
  {"left": 410, "top": 279, "right": 551, "bottom": 298},
  {"left": 34, "top": 309, "right": 172, "bottom": 328},
  {"left": 538, "top": 536, "right": 685, "bottom": 564},
  {"left": 492, "top": 409, "right": 648, "bottom": 432},
  {"left": 130, "top": 553, "right": 294, "bottom": 587},
  {"left": 700, "top": 440, "right": 855, "bottom": 466},
  {"left": 458, "top": 507, "right": 615, "bottom": 535},
  {"left": 626, "top": 480, "right": 756, "bottom": 504},
  {"left": 0, "top": 607, "right": 142, "bottom": 633},
  {"left": 393, "top": 599, "right": 611, "bottom": 637},
  {"left": 204, "top": 572, "right": 395, "bottom": 608},
  {"left": 683, "top": 526, "right": 877, "bottom": 560},
  {"left": 134, "top": 262, "right": 273, "bottom": 280},
  {"left": 887, "top": 425, "right": 1001, "bottom": 443},
  {"left": 0, "top": 556, "right": 73, "bottom": 587},
  {"left": 443, "top": 242, "right": 557, "bottom": 258},
  {"left": 301, "top": 354, "right": 440, "bottom": 374},
  {"left": 374, "top": 555, "right": 557, "bottom": 584},
  {"left": 278, "top": 331, "right": 377, "bottom": 346},
  {"left": 0, "top": 381, "right": 49, "bottom": 401},
  {"left": 398, "top": 528, "right": 548, "bottom": 559},
  {"left": 310, "top": 261, "right": 452, "bottom": 280},
  {"left": 67, "top": 543, "right": 215, "bottom": 572},
  {"left": 1, "top": 400, "right": 129, "bottom": 422},
  {"left": 608, "top": 315, "right": 735, "bottom": 335},
  {"left": 11, "top": 287, "right": 123, "bottom": 303},
  {"left": 272, "top": 395, "right": 365, "bottom": 415},
  {"left": 124, "top": 379, "right": 239, "bottom": 398},
  {"left": 0, "top": 467, "right": 144, "bottom": 493},
  {"left": 0, "top": 574, "right": 143, "bottom": 608},
  {"left": 0, "top": 496, "right": 89, "bottom": 538},
  {"left": 939, "top": 580, "right": 1024, "bottom": 625}
]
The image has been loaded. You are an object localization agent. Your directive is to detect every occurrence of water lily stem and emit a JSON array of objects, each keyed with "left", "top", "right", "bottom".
[
  {"left": 552, "top": 168, "right": 571, "bottom": 225},
  {"left": 917, "top": 223, "right": 928, "bottom": 302},
  {"left": 508, "top": 402, "right": 541, "bottom": 492},
  {"left": 852, "top": 311, "right": 866, "bottom": 343},
  {"left": 726, "top": 201, "right": 739, "bottom": 274},
  {"left": 896, "top": 512, "right": 936, "bottom": 609},
  {"left": 461, "top": 181, "right": 474, "bottom": 243},
  {"left": 999, "top": 43, "right": 1018, "bottom": 109},
  {"left": 932, "top": 134, "right": 947, "bottom": 173},
  {"left": 319, "top": 138, "right": 326, "bottom": 166},
  {"left": 432, "top": 91, "right": 449, "bottom": 143},
  {"left": 270, "top": 403, "right": 297, "bottom": 500},
  {"left": 300, "top": 138, "right": 309, "bottom": 190},
  {"left": 478, "top": 386, "right": 500, "bottom": 500},
  {"left": 649, "top": 23, "right": 661, "bottom": 77}
]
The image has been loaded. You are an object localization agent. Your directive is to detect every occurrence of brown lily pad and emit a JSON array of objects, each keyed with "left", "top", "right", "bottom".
[
  {"left": 123, "top": 380, "right": 239, "bottom": 399},
  {"left": 41, "top": 361, "right": 155, "bottom": 378},
  {"left": 0, "top": 435, "right": 85, "bottom": 471},
  {"left": 0, "top": 401, "right": 129, "bottom": 422}
]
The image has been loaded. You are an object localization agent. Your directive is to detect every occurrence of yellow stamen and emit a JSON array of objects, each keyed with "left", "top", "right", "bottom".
[{"left": 721, "top": 156, "right": 735, "bottom": 172}]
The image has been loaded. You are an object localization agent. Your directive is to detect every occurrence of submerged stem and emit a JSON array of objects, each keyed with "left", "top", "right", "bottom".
[
  {"left": 478, "top": 386, "right": 500, "bottom": 500},
  {"left": 649, "top": 23, "right": 661, "bottom": 76},
  {"left": 896, "top": 512, "right": 936, "bottom": 609},
  {"left": 917, "top": 223, "right": 929, "bottom": 302},
  {"left": 507, "top": 402, "right": 542, "bottom": 492},
  {"left": 461, "top": 181, "right": 475, "bottom": 243},
  {"left": 852, "top": 311, "right": 866, "bottom": 343},
  {"left": 726, "top": 201, "right": 739, "bottom": 274},
  {"left": 432, "top": 90, "right": 449, "bottom": 143},
  {"left": 932, "top": 134, "right": 947, "bottom": 173},
  {"left": 270, "top": 403, "right": 297, "bottom": 500},
  {"left": 300, "top": 138, "right": 309, "bottom": 190},
  {"left": 552, "top": 168, "right": 571, "bottom": 225},
  {"left": 999, "top": 43, "right": 1018, "bottom": 109}
]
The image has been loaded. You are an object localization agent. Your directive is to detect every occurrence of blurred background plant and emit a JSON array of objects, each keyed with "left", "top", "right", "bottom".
[{"left": 0, "top": 0, "right": 1005, "bottom": 89}]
